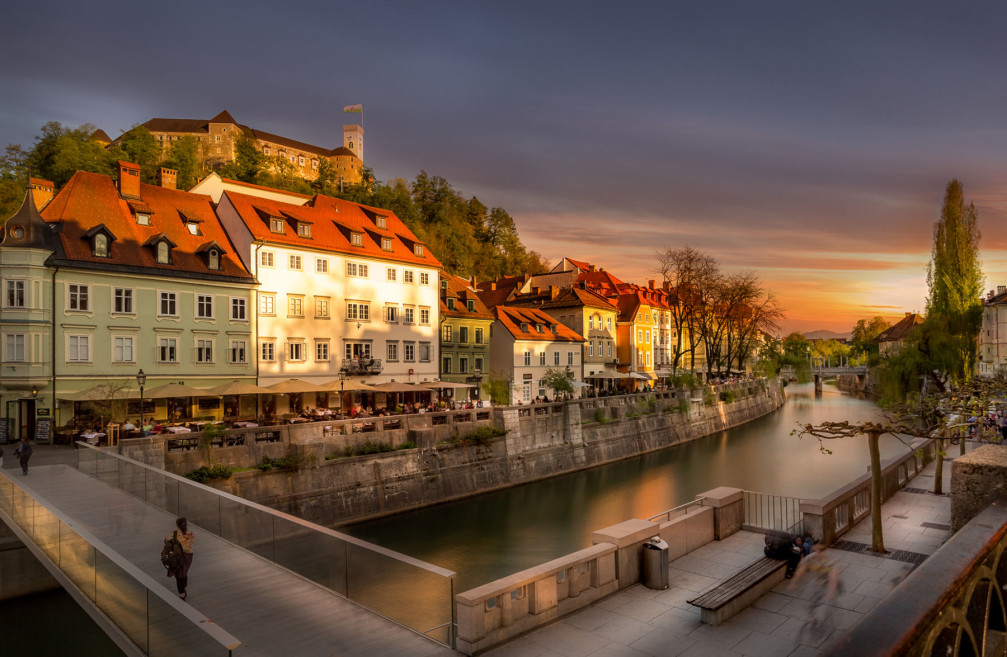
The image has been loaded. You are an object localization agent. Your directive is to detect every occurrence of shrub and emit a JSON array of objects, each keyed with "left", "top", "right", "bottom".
[
  {"left": 185, "top": 464, "right": 232, "bottom": 483},
  {"left": 703, "top": 389, "right": 716, "bottom": 406},
  {"left": 676, "top": 400, "right": 690, "bottom": 414},
  {"left": 465, "top": 426, "right": 507, "bottom": 446},
  {"left": 257, "top": 450, "right": 304, "bottom": 471},
  {"left": 342, "top": 441, "right": 416, "bottom": 457},
  {"left": 720, "top": 390, "right": 736, "bottom": 403},
  {"left": 594, "top": 407, "right": 608, "bottom": 424}
]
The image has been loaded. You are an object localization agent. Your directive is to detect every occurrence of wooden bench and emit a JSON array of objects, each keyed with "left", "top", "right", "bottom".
[{"left": 687, "top": 557, "right": 788, "bottom": 625}]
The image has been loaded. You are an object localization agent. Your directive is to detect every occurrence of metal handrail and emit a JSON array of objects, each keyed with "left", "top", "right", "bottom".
[{"left": 648, "top": 497, "right": 707, "bottom": 523}]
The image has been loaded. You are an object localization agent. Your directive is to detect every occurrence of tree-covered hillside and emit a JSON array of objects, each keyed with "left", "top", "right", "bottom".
[{"left": 0, "top": 122, "right": 548, "bottom": 280}]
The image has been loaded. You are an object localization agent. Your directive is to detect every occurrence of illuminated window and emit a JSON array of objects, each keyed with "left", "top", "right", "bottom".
[
  {"left": 475, "top": 328, "right": 483, "bottom": 344},
  {"left": 419, "top": 272, "right": 430, "bottom": 285},
  {"left": 404, "top": 270, "right": 414, "bottom": 283},
  {"left": 260, "top": 294, "right": 275, "bottom": 315},
  {"left": 347, "top": 302, "right": 369, "bottom": 321},
  {"left": 351, "top": 232, "right": 363, "bottom": 246},
  {"left": 260, "top": 250, "right": 275, "bottom": 267},
  {"left": 315, "top": 297, "right": 330, "bottom": 318},
  {"left": 315, "top": 258, "right": 328, "bottom": 273},
  {"left": 381, "top": 238, "right": 393, "bottom": 251},
  {"left": 413, "top": 244, "right": 424, "bottom": 257},
  {"left": 288, "top": 255, "right": 302, "bottom": 271}
]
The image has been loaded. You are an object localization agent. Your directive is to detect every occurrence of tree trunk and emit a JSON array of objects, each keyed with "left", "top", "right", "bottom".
[
  {"left": 933, "top": 436, "right": 944, "bottom": 496},
  {"left": 868, "top": 431, "right": 886, "bottom": 553},
  {"left": 960, "top": 424, "right": 967, "bottom": 456}
]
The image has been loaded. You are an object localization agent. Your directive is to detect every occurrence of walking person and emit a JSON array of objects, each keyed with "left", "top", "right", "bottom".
[
  {"left": 14, "top": 436, "right": 32, "bottom": 475},
  {"left": 790, "top": 543, "right": 840, "bottom": 642},
  {"left": 167, "top": 517, "right": 195, "bottom": 599}
]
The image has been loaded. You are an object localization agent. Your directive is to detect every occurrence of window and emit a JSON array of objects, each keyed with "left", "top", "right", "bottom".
[
  {"left": 385, "top": 305, "right": 399, "bottom": 323},
  {"left": 270, "top": 218, "right": 284, "bottom": 234},
  {"left": 459, "top": 357, "right": 468, "bottom": 374},
  {"left": 159, "top": 292, "right": 177, "bottom": 316},
  {"left": 196, "top": 339, "right": 214, "bottom": 363},
  {"left": 404, "top": 270, "right": 414, "bottom": 284},
  {"left": 346, "top": 262, "right": 369, "bottom": 277},
  {"left": 588, "top": 316, "right": 594, "bottom": 330},
  {"left": 475, "top": 328, "right": 484, "bottom": 344},
  {"left": 381, "top": 238, "right": 393, "bottom": 251},
  {"left": 113, "top": 336, "right": 134, "bottom": 362},
  {"left": 386, "top": 268, "right": 397, "bottom": 282},
  {"left": 288, "top": 295, "right": 304, "bottom": 317},
  {"left": 231, "top": 298, "right": 246, "bottom": 321},
  {"left": 459, "top": 327, "right": 468, "bottom": 343},
  {"left": 186, "top": 222, "right": 200, "bottom": 236},
  {"left": 413, "top": 245, "right": 424, "bottom": 257},
  {"left": 608, "top": 342, "right": 613, "bottom": 357},
  {"left": 315, "top": 297, "right": 330, "bottom": 318},
  {"left": 136, "top": 213, "right": 151, "bottom": 226},
  {"left": 524, "top": 351, "right": 532, "bottom": 366},
  {"left": 5, "top": 334, "right": 25, "bottom": 362},
  {"left": 467, "top": 300, "right": 475, "bottom": 312},
  {"left": 156, "top": 241, "right": 170, "bottom": 264},
  {"left": 443, "top": 325, "right": 453, "bottom": 342},
  {"left": 260, "top": 294, "right": 275, "bottom": 315},
  {"left": 351, "top": 232, "right": 363, "bottom": 246},
  {"left": 315, "top": 258, "right": 328, "bottom": 273},
  {"left": 521, "top": 323, "right": 529, "bottom": 333},
  {"left": 208, "top": 249, "right": 220, "bottom": 270},
  {"left": 646, "top": 330, "right": 651, "bottom": 344},
  {"left": 568, "top": 351, "right": 575, "bottom": 365},
  {"left": 447, "top": 298, "right": 456, "bottom": 311},
  {"left": 536, "top": 323, "right": 543, "bottom": 333},
  {"left": 215, "top": 135, "right": 221, "bottom": 142},
  {"left": 67, "top": 334, "right": 90, "bottom": 362},
  {"left": 404, "top": 306, "right": 415, "bottom": 324},
  {"left": 419, "top": 343, "right": 431, "bottom": 362},
  {"left": 316, "top": 340, "right": 329, "bottom": 361},
  {"left": 420, "top": 308, "right": 431, "bottom": 325},
  {"left": 94, "top": 233, "right": 109, "bottom": 257},
  {"left": 229, "top": 340, "right": 247, "bottom": 364},
  {"left": 312, "top": 160, "right": 318, "bottom": 169},
  {"left": 637, "top": 329, "right": 643, "bottom": 343},
  {"left": 288, "top": 255, "right": 302, "bottom": 270},
  {"left": 298, "top": 156, "right": 305, "bottom": 167},
  {"left": 475, "top": 356, "right": 483, "bottom": 372},
  {"left": 589, "top": 340, "right": 595, "bottom": 357},
  {"left": 554, "top": 351, "right": 560, "bottom": 365},
  {"left": 606, "top": 318, "right": 612, "bottom": 330},
  {"left": 442, "top": 357, "right": 452, "bottom": 373},
  {"left": 345, "top": 342, "right": 372, "bottom": 360},
  {"left": 347, "top": 302, "right": 370, "bottom": 321},
  {"left": 158, "top": 337, "right": 177, "bottom": 363},
  {"left": 260, "top": 250, "right": 275, "bottom": 267},
  {"left": 68, "top": 284, "right": 89, "bottom": 312},
  {"left": 375, "top": 215, "right": 387, "bottom": 229},
  {"left": 420, "top": 272, "right": 430, "bottom": 285},
  {"left": 404, "top": 342, "right": 415, "bottom": 361},
  {"left": 196, "top": 295, "right": 214, "bottom": 319},
  {"left": 387, "top": 342, "right": 399, "bottom": 361},
  {"left": 6, "top": 280, "right": 25, "bottom": 308},
  {"left": 288, "top": 341, "right": 305, "bottom": 361},
  {"left": 646, "top": 352, "right": 652, "bottom": 366},
  {"left": 297, "top": 222, "right": 312, "bottom": 238},
  {"left": 260, "top": 341, "right": 275, "bottom": 361}
]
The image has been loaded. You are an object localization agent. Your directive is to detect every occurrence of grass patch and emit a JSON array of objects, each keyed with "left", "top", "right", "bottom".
[
  {"left": 336, "top": 441, "right": 417, "bottom": 458},
  {"left": 185, "top": 464, "right": 233, "bottom": 483}
]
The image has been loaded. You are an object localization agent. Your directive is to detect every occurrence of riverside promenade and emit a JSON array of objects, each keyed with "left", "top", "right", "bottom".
[{"left": 485, "top": 447, "right": 964, "bottom": 657}]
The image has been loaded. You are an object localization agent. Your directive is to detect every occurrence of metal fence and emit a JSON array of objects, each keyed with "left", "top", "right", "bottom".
[
  {"left": 743, "top": 491, "right": 805, "bottom": 536},
  {"left": 647, "top": 498, "right": 707, "bottom": 523}
]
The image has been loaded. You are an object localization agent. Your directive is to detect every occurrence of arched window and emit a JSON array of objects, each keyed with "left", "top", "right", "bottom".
[
  {"left": 94, "top": 234, "right": 108, "bottom": 257},
  {"left": 208, "top": 249, "right": 219, "bottom": 270},
  {"left": 157, "top": 241, "right": 170, "bottom": 264}
]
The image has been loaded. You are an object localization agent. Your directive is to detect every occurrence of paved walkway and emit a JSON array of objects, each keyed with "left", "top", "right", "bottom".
[
  {"left": 486, "top": 448, "right": 965, "bottom": 657},
  {"left": 4, "top": 463, "right": 453, "bottom": 657}
]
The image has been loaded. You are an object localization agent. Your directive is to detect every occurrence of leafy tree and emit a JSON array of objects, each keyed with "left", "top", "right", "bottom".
[
  {"left": 163, "top": 136, "right": 202, "bottom": 190},
  {"left": 482, "top": 372, "right": 512, "bottom": 406},
  {"left": 217, "top": 134, "right": 265, "bottom": 183},
  {"left": 113, "top": 126, "right": 160, "bottom": 183},
  {"left": 850, "top": 316, "right": 891, "bottom": 360},
  {"left": 541, "top": 367, "right": 574, "bottom": 399},
  {"left": 27, "top": 122, "right": 116, "bottom": 187}
]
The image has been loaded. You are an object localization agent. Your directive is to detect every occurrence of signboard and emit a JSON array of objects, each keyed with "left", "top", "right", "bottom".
[
  {"left": 0, "top": 418, "right": 8, "bottom": 444},
  {"left": 35, "top": 418, "right": 52, "bottom": 445},
  {"left": 37, "top": 408, "right": 50, "bottom": 417}
]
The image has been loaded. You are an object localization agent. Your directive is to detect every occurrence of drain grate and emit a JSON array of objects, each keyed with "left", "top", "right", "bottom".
[
  {"left": 891, "top": 514, "right": 909, "bottom": 519},
  {"left": 921, "top": 521, "right": 951, "bottom": 531},
  {"left": 829, "top": 540, "right": 930, "bottom": 566},
  {"left": 903, "top": 487, "right": 948, "bottom": 496}
]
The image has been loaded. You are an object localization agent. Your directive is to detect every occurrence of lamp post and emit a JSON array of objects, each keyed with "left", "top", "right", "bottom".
[
  {"left": 136, "top": 369, "right": 146, "bottom": 429},
  {"left": 338, "top": 370, "right": 346, "bottom": 415}
]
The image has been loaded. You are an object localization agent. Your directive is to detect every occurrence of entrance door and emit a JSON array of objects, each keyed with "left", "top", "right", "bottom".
[{"left": 18, "top": 399, "right": 36, "bottom": 441}]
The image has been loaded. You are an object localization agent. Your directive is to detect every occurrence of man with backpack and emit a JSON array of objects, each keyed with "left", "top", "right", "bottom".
[{"left": 14, "top": 436, "right": 32, "bottom": 475}]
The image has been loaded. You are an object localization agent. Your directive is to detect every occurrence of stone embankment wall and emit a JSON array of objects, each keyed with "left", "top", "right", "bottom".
[
  {"left": 121, "top": 381, "right": 785, "bottom": 526},
  {"left": 836, "top": 370, "right": 881, "bottom": 400}
]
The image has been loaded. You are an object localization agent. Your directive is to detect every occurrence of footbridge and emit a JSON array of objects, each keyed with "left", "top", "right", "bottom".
[{"left": 0, "top": 444, "right": 456, "bottom": 657}]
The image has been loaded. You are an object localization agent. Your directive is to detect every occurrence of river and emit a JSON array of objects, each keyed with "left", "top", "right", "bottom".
[{"left": 343, "top": 382, "right": 906, "bottom": 593}]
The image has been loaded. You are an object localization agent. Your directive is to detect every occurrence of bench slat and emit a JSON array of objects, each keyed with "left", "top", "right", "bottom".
[{"left": 688, "top": 557, "right": 787, "bottom": 610}]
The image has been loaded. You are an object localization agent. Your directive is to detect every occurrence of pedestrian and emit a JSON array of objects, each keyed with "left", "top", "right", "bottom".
[
  {"left": 14, "top": 436, "right": 32, "bottom": 475},
  {"left": 0, "top": 443, "right": 4, "bottom": 469},
  {"left": 167, "top": 517, "right": 195, "bottom": 600}
]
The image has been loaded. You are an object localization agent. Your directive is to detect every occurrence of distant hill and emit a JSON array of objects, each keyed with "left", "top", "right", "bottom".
[{"left": 804, "top": 329, "right": 850, "bottom": 341}]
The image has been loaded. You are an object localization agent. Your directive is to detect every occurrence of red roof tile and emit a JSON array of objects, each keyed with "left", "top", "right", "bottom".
[
  {"left": 41, "top": 171, "right": 253, "bottom": 280},
  {"left": 441, "top": 274, "right": 494, "bottom": 319},
  {"left": 876, "top": 313, "right": 924, "bottom": 342},
  {"left": 494, "top": 306, "right": 585, "bottom": 343}
]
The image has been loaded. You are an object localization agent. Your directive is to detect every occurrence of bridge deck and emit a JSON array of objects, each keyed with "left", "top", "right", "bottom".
[{"left": 13, "top": 465, "right": 453, "bottom": 657}]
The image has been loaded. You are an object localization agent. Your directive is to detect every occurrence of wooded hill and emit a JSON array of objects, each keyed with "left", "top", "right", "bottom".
[{"left": 0, "top": 122, "right": 549, "bottom": 281}]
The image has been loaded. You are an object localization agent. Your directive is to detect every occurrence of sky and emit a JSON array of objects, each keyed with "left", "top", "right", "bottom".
[{"left": 4, "top": 1, "right": 1007, "bottom": 335}]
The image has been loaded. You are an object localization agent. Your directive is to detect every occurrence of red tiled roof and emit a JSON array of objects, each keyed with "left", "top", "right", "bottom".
[
  {"left": 249, "top": 127, "right": 344, "bottom": 159},
  {"left": 223, "top": 190, "right": 441, "bottom": 268},
  {"left": 211, "top": 175, "right": 314, "bottom": 200},
  {"left": 494, "top": 306, "right": 585, "bottom": 343},
  {"left": 578, "top": 269, "right": 625, "bottom": 295},
  {"left": 477, "top": 275, "right": 526, "bottom": 309},
  {"left": 41, "top": 171, "right": 252, "bottom": 280},
  {"left": 876, "top": 313, "right": 924, "bottom": 343},
  {"left": 30, "top": 177, "right": 54, "bottom": 188},
  {"left": 509, "top": 286, "right": 619, "bottom": 312},
  {"left": 209, "top": 110, "right": 238, "bottom": 124},
  {"left": 441, "top": 274, "right": 494, "bottom": 319}
]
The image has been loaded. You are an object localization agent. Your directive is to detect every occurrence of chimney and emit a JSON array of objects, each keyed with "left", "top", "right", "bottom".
[
  {"left": 648, "top": 279, "right": 656, "bottom": 289},
  {"left": 490, "top": 282, "right": 497, "bottom": 291},
  {"left": 532, "top": 286, "right": 540, "bottom": 295},
  {"left": 999, "top": 285, "right": 1006, "bottom": 295},
  {"left": 579, "top": 281, "right": 586, "bottom": 290},
  {"left": 117, "top": 160, "right": 141, "bottom": 199},
  {"left": 589, "top": 264, "right": 596, "bottom": 272},
  {"left": 159, "top": 167, "right": 177, "bottom": 190},
  {"left": 905, "top": 312, "right": 911, "bottom": 317},
  {"left": 550, "top": 286, "right": 560, "bottom": 300},
  {"left": 29, "top": 177, "right": 54, "bottom": 209}
]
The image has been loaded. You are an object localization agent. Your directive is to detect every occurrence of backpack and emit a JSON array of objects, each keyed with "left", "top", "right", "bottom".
[
  {"left": 15, "top": 442, "right": 31, "bottom": 458},
  {"left": 161, "top": 531, "right": 183, "bottom": 576}
]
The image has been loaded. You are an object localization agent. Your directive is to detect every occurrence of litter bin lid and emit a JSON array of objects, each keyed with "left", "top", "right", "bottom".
[{"left": 645, "top": 538, "right": 668, "bottom": 549}]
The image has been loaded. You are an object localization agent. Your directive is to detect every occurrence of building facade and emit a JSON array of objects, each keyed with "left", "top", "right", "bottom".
[{"left": 440, "top": 274, "right": 494, "bottom": 398}]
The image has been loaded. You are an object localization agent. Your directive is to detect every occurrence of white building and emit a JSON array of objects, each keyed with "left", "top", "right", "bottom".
[
  {"left": 215, "top": 187, "right": 442, "bottom": 392},
  {"left": 488, "top": 306, "right": 585, "bottom": 404},
  {"left": 980, "top": 286, "right": 1007, "bottom": 377}
]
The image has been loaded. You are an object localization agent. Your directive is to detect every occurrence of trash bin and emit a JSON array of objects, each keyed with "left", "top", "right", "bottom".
[{"left": 642, "top": 537, "right": 669, "bottom": 590}]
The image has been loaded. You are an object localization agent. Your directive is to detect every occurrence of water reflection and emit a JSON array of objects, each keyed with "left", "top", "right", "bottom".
[{"left": 345, "top": 382, "right": 901, "bottom": 592}]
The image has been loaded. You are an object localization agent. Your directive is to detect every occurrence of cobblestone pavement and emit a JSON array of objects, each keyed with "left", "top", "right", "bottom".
[{"left": 485, "top": 447, "right": 968, "bottom": 657}]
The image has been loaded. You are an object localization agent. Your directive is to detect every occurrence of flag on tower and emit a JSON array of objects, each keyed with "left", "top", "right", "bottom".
[{"left": 343, "top": 104, "right": 363, "bottom": 113}]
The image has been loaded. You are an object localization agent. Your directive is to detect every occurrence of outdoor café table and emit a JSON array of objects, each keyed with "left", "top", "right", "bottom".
[
  {"left": 165, "top": 426, "right": 192, "bottom": 433},
  {"left": 233, "top": 421, "right": 258, "bottom": 428},
  {"left": 80, "top": 431, "right": 105, "bottom": 445}
]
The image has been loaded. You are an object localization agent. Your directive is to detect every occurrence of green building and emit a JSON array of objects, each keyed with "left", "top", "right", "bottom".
[{"left": 439, "top": 274, "right": 494, "bottom": 399}]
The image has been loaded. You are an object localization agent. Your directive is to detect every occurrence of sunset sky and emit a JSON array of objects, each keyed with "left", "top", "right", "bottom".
[{"left": 4, "top": 1, "right": 1007, "bottom": 334}]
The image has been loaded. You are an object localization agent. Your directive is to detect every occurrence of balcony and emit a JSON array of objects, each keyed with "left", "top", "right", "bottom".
[{"left": 341, "top": 358, "right": 383, "bottom": 375}]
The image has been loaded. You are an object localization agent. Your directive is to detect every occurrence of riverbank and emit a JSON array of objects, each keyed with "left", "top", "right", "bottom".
[{"left": 193, "top": 380, "right": 786, "bottom": 526}]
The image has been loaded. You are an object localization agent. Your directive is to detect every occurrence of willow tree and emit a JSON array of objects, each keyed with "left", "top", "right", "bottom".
[{"left": 925, "top": 179, "right": 983, "bottom": 385}]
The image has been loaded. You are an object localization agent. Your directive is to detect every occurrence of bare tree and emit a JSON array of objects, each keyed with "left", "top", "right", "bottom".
[{"left": 656, "top": 246, "right": 719, "bottom": 374}]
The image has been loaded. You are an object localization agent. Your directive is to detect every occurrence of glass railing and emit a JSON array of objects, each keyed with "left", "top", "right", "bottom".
[
  {"left": 0, "top": 470, "right": 240, "bottom": 656},
  {"left": 76, "top": 443, "right": 457, "bottom": 647}
]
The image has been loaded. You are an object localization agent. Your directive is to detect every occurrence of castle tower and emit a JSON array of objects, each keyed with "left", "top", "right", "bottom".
[{"left": 343, "top": 124, "right": 364, "bottom": 161}]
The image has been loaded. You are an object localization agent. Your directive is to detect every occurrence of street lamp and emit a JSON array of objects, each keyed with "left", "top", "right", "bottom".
[
  {"left": 31, "top": 385, "right": 38, "bottom": 399},
  {"left": 136, "top": 369, "right": 146, "bottom": 428},
  {"left": 338, "top": 370, "right": 346, "bottom": 415}
]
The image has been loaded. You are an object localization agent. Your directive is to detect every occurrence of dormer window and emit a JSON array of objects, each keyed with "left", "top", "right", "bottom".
[
  {"left": 536, "top": 323, "right": 544, "bottom": 333},
  {"left": 197, "top": 241, "right": 225, "bottom": 271},
  {"left": 84, "top": 224, "right": 117, "bottom": 258},
  {"left": 351, "top": 232, "right": 363, "bottom": 247},
  {"left": 297, "top": 222, "right": 312, "bottom": 238},
  {"left": 441, "top": 279, "right": 449, "bottom": 290},
  {"left": 467, "top": 300, "right": 475, "bottom": 312},
  {"left": 447, "top": 298, "right": 456, "bottom": 311},
  {"left": 144, "top": 233, "right": 176, "bottom": 265},
  {"left": 381, "top": 237, "right": 393, "bottom": 251},
  {"left": 186, "top": 222, "right": 201, "bottom": 236},
  {"left": 270, "top": 218, "right": 284, "bottom": 234},
  {"left": 521, "top": 322, "right": 529, "bottom": 332},
  {"left": 550, "top": 324, "right": 558, "bottom": 333},
  {"left": 157, "top": 242, "right": 170, "bottom": 264},
  {"left": 375, "top": 216, "right": 387, "bottom": 229},
  {"left": 414, "top": 244, "right": 424, "bottom": 257},
  {"left": 136, "top": 213, "right": 151, "bottom": 226},
  {"left": 94, "top": 234, "right": 109, "bottom": 257},
  {"left": 208, "top": 249, "right": 220, "bottom": 270}
]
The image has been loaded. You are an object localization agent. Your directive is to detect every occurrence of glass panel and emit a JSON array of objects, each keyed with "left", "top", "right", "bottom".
[
  {"left": 120, "top": 460, "right": 146, "bottom": 499},
  {"left": 0, "top": 478, "right": 12, "bottom": 515},
  {"left": 271, "top": 515, "right": 347, "bottom": 595},
  {"left": 58, "top": 522, "right": 97, "bottom": 601},
  {"left": 95, "top": 552, "right": 148, "bottom": 652},
  {"left": 177, "top": 485, "right": 221, "bottom": 535},
  {"left": 145, "top": 469, "right": 180, "bottom": 515},
  {"left": 34, "top": 503, "right": 61, "bottom": 562},
  {"left": 219, "top": 498, "right": 273, "bottom": 560},
  {"left": 148, "top": 594, "right": 230, "bottom": 657}
]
